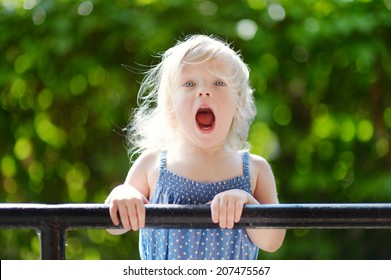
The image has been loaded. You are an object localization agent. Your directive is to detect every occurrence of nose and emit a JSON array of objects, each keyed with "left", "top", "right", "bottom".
[
  {"left": 198, "top": 92, "right": 210, "bottom": 97},
  {"left": 197, "top": 86, "right": 212, "bottom": 98}
]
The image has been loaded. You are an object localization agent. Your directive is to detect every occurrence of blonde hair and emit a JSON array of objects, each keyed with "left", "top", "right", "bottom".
[{"left": 126, "top": 34, "right": 256, "bottom": 159}]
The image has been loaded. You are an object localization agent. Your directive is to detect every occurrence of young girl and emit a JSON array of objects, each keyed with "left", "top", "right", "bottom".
[{"left": 105, "top": 34, "right": 285, "bottom": 260}]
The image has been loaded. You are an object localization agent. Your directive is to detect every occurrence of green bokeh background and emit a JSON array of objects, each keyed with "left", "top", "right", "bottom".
[{"left": 1, "top": 0, "right": 391, "bottom": 259}]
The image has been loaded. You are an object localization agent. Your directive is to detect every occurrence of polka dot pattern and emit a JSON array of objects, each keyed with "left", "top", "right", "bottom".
[{"left": 139, "top": 151, "right": 259, "bottom": 260}]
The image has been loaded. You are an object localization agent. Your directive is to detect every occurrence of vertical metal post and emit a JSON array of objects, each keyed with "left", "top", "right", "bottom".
[{"left": 38, "top": 224, "right": 66, "bottom": 260}]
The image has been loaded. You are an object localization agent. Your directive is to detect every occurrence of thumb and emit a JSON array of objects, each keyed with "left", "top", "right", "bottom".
[{"left": 142, "top": 194, "right": 150, "bottom": 204}]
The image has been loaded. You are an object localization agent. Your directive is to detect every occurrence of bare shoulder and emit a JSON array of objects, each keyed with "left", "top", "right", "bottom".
[
  {"left": 124, "top": 149, "right": 160, "bottom": 198},
  {"left": 129, "top": 149, "right": 160, "bottom": 171},
  {"left": 248, "top": 153, "right": 274, "bottom": 181},
  {"left": 133, "top": 149, "right": 160, "bottom": 169},
  {"left": 248, "top": 153, "right": 272, "bottom": 170},
  {"left": 248, "top": 153, "right": 279, "bottom": 204}
]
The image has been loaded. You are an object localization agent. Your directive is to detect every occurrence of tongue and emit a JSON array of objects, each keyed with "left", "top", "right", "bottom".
[{"left": 196, "top": 110, "right": 214, "bottom": 127}]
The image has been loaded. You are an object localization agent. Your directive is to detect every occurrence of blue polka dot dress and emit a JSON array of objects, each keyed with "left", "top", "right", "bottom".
[{"left": 139, "top": 151, "right": 259, "bottom": 260}]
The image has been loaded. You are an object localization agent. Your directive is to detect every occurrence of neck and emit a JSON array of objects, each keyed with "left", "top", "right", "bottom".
[{"left": 168, "top": 141, "right": 234, "bottom": 158}]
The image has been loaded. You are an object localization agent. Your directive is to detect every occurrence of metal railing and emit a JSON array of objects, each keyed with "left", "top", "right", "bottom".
[{"left": 1, "top": 203, "right": 391, "bottom": 259}]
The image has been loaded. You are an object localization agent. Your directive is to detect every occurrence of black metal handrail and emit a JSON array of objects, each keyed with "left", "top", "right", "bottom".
[{"left": 1, "top": 203, "right": 391, "bottom": 259}]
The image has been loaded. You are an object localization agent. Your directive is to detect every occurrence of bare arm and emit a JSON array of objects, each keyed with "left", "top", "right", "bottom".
[
  {"left": 210, "top": 154, "right": 285, "bottom": 252},
  {"left": 105, "top": 150, "right": 158, "bottom": 235},
  {"left": 245, "top": 155, "right": 285, "bottom": 252}
]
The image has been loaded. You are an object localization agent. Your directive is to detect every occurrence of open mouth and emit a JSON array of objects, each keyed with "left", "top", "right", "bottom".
[{"left": 195, "top": 107, "right": 215, "bottom": 131}]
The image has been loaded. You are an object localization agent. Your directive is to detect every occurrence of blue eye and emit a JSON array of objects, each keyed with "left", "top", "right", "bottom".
[
  {"left": 183, "top": 81, "right": 195, "bottom": 87},
  {"left": 213, "top": 80, "right": 225, "bottom": 86}
]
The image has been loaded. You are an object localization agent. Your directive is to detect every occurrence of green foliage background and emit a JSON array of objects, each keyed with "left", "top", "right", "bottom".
[{"left": 1, "top": 0, "right": 391, "bottom": 259}]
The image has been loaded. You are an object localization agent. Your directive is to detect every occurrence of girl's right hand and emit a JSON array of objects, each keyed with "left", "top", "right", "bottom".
[{"left": 105, "top": 184, "right": 149, "bottom": 232}]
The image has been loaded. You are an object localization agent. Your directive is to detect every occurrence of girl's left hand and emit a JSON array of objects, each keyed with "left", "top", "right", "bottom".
[{"left": 210, "top": 189, "right": 258, "bottom": 229}]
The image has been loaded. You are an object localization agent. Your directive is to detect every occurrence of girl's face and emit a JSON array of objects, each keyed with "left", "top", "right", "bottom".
[{"left": 172, "top": 58, "right": 236, "bottom": 150}]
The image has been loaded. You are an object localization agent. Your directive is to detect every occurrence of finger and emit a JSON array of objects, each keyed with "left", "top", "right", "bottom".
[
  {"left": 109, "top": 203, "right": 120, "bottom": 226},
  {"left": 137, "top": 202, "right": 146, "bottom": 228},
  {"left": 139, "top": 196, "right": 148, "bottom": 228},
  {"left": 127, "top": 202, "right": 140, "bottom": 231},
  {"left": 219, "top": 197, "right": 227, "bottom": 229},
  {"left": 210, "top": 196, "right": 220, "bottom": 224},
  {"left": 234, "top": 200, "right": 244, "bottom": 223},
  {"left": 118, "top": 203, "right": 131, "bottom": 230},
  {"left": 226, "top": 199, "right": 235, "bottom": 229}
]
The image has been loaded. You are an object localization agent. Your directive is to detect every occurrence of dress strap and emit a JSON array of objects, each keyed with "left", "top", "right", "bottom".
[
  {"left": 242, "top": 151, "right": 251, "bottom": 179},
  {"left": 159, "top": 150, "right": 167, "bottom": 171}
]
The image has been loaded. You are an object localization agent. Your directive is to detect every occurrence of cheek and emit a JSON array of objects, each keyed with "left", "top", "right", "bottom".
[
  {"left": 172, "top": 95, "right": 192, "bottom": 125},
  {"left": 222, "top": 97, "right": 236, "bottom": 128},
  {"left": 223, "top": 95, "right": 236, "bottom": 116},
  {"left": 174, "top": 88, "right": 195, "bottom": 107}
]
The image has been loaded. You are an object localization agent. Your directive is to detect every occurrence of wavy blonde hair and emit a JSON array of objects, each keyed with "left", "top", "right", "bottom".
[{"left": 126, "top": 34, "right": 256, "bottom": 159}]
